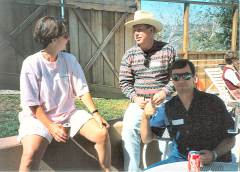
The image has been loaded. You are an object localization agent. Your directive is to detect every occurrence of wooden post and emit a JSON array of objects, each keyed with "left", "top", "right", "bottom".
[
  {"left": 135, "top": 0, "right": 141, "bottom": 10},
  {"left": 231, "top": 5, "right": 238, "bottom": 52},
  {"left": 183, "top": 3, "right": 189, "bottom": 59}
]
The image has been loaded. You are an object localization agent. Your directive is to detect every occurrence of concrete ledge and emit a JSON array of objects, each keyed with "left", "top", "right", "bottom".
[
  {"left": 0, "top": 119, "right": 124, "bottom": 171},
  {"left": 0, "top": 135, "right": 20, "bottom": 149},
  {"left": 0, "top": 119, "right": 163, "bottom": 171},
  {"left": 0, "top": 136, "right": 22, "bottom": 170}
]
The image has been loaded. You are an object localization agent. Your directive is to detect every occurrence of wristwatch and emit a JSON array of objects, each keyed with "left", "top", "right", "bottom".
[
  {"left": 91, "top": 109, "right": 98, "bottom": 115},
  {"left": 212, "top": 150, "right": 218, "bottom": 161}
]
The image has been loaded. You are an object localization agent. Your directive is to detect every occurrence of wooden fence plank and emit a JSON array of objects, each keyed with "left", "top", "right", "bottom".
[
  {"left": 83, "top": 13, "right": 128, "bottom": 73},
  {"left": 73, "top": 9, "right": 119, "bottom": 80},
  {"left": 77, "top": 9, "right": 92, "bottom": 82},
  {"left": 69, "top": 9, "right": 79, "bottom": 60},
  {"left": 91, "top": 10, "right": 103, "bottom": 84},
  {"left": 103, "top": 11, "right": 115, "bottom": 86},
  {"left": 89, "top": 84, "right": 125, "bottom": 99},
  {"left": 124, "top": 13, "right": 134, "bottom": 51},
  {"left": 114, "top": 12, "right": 125, "bottom": 87},
  {"left": 16, "top": 0, "right": 137, "bottom": 13}
]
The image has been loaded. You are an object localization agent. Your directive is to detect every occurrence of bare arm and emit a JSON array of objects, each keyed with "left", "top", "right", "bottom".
[
  {"left": 213, "top": 136, "right": 235, "bottom": 157},
  {"left": 80, "top": 92, "right": 109, "bottom": 128},
  {"left": 140, "top": 101, "right": 156, "bottom": 143},
  {"left": 140, "top": 113, "right": 154, "bottom": 144},
  {"left": 200, "top": 136, "right": 235, "bottom": 164},
  {"left": 30, "top": 105, "right": 68, "bottom": 142}
]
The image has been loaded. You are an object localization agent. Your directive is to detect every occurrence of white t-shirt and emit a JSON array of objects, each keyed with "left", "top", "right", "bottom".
[
  {"left": 224, "top": 68, "right": 240, "bottom": 86},
  {"left": 19, "top": 51, "right": 89, "bottom": 122}
]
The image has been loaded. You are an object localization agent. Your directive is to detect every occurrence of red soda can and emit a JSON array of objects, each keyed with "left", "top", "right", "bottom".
[{"left": 188, "top": 151, "right": 200, "bottom": 172}]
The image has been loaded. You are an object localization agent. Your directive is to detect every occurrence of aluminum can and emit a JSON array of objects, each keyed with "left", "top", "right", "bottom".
[
  {"left": 63, "top": 123, "right": 71, "bottom": 136},
  {"left": 188, "top": 151, "right": 200, "bottom": 172}
]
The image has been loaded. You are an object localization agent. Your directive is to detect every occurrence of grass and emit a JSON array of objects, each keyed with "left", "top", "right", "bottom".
[{"left": 0, "top": 94, "right": 129, "bottom": 138}]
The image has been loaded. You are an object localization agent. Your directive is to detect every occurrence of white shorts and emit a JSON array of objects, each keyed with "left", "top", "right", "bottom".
[{"left": 17, "top": 110, "right": 93, "bottom": 143}]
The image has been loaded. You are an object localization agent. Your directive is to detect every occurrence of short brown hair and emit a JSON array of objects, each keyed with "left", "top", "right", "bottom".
[
  {"left": 170, "top": 59, "right": 196, "bottom": 76},
  {"left": 224, "top": 51, "right": 238, "bottom": 64},
  {"left": 33, "top": 16, "right": 68, "bottom": 48}
]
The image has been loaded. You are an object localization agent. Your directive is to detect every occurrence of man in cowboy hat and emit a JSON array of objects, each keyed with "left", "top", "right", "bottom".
[{"left": 119, "top": 10, "right": 177, "bottom": 171}]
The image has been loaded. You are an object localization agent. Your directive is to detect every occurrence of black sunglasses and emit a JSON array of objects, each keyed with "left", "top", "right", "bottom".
[
  {"left": 143, "top": 53, "right": 151, "bottom": 68},
  {"left": 171, "top": 72, "right": 193, "bottom": 81},
  {"left": 144, "top": 58, "right": 151, "bottom": 68}
]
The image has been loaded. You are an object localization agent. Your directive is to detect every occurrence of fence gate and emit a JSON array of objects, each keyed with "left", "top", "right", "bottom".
[{"left": 0, "top": 0, "right": 136, "bottom": 98}]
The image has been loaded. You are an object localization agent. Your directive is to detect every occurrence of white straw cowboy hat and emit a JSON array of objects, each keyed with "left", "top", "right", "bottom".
[{"left": 125, "top": 10, "right": 162, "bottom": 33}]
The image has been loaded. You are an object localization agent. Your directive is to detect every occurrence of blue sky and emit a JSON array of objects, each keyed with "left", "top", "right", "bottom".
[
  {"left": 141, "top": 0, "right": 184, "bottom": 25},
  {"left": 141, "top": 0, "right": 213, "bottom": 26},
  {"left": 140, "top": 0, "right": 231, "bottom": 51}
]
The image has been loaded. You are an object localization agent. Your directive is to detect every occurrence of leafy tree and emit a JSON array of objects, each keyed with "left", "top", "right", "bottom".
[{"left": 190, "top": 0, "right": 238, "bottom": 51}]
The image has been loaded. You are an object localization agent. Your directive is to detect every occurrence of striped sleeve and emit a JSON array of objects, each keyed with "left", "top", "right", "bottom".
[
  {"left": 119, "top": 50, "right": 136, "bottom": 100},
  {"left": 162, "top": 45, "right": 177, "bottom": 95}
]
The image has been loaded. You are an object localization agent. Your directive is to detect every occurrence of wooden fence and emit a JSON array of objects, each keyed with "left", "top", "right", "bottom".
[
  {"left": 0, "top": 0, "right": 136, "bottom": 98},
  {"left": 0, "top": 0, "right": 234, "bottom": 98}
]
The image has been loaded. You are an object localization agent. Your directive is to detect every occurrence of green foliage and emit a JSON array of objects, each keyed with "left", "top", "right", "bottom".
[
  {"left": 190, "top": 0, "right": 238, "bottom": 51},
  {"left": 0, "top": 95, "right": 21, "bottom": 138},
  {"left": 0, "top": 94, "right": 129, "bottom": 138},
  {"left": 75, "top": 98, "right": 129, "bottom": 120}
]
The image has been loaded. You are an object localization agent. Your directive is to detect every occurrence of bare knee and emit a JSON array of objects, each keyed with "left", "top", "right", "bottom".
[{"left": 95, "top": 128, "right": 109, "bottom": 143}]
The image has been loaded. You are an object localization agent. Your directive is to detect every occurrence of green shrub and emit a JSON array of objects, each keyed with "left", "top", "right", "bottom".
[{"left": 0, "top": 94, "right": 129, "bottom": 138}]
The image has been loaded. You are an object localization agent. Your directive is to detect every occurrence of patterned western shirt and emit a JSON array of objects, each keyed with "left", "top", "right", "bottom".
[
  {"left": 119, "top": 40, "right": 176, "bottom": 100},
  {"left": 164, "top": 89, "right": 235, "bottom": 162}
]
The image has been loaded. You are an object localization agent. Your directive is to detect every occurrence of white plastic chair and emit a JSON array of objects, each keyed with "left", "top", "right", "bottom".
[{"left": 142, "top": 130, "right": 171, "bottom": 169}]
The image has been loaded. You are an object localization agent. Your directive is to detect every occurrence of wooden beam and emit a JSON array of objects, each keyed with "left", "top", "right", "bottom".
[
  {"left": 183, "top": 3, "right": 189, "bottom": 59},
  {"left": 16, "top": 0, "right": 137, "bottom": 13},
  {"left": 89, "top": 84, "right": 124, "bottom": 99},
  {"left": 231, "top": 6, "right": 238, "bottom": 52},
  {"left": 135, "top": 0, "right": 141, "bottom": 10},
  {"left": 142, "top": 0, "right": 238, "bottom": 7},
  {"left": 83, "top": 12, "right": 129, "bottom": 74},
  {"left": 69, "top": 9, "right": 79, "bottom": 59},
  {"left": 10, "top": 6, "right": 47, "bottom": 38},
  {"left": 0, "top": 6, "right": 47, "bottom": 51},
  {"left": 73, "top": 9, "right": 121, "bottom": 80}
]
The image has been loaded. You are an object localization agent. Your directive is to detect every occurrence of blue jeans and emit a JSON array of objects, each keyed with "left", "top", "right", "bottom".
[
  {"left": 122, "top": 103, "right": 168, "bottom": 171},
  {"left": 145, "top": 141, "right": 187, "bottom": 170},
  {"left": 122, "top": 103, "right": 143, "bottom": 172}
]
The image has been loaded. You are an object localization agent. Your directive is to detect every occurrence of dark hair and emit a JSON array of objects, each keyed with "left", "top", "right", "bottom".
[
  {"left": 224, "top": 51, "right": 238, "bottom": 64},
  {"left": 170, "top": 59, "right": 196, "bottom": 75},
  {"left": 33, "top": 16, "right": 68, "bottom": 48}
]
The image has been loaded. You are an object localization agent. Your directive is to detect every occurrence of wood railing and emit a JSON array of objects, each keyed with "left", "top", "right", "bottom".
[{"left": 178, "top": 51, "right": 226, "bottom": 90}]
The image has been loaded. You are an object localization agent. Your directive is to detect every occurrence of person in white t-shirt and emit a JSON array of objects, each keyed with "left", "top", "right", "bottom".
[
  {"left": 222, "top": 51, "right": 240, "bottom": 100},
  {"left": 18, "top": 16, "right": 111, "bottom": 172}
]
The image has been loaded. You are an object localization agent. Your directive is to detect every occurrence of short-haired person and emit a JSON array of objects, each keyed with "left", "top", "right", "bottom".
[
  {"left": 141, "top": 59, "right": 236, "bottom": 169},
  {"left": 18, "top": 16, "right": 111, "bottom": 172},
  {"left": 119, "top": 10, "right": 176, "bottom": 171},
  {"left": 222, "top": 51, "right": 240, "bottom": 100}
]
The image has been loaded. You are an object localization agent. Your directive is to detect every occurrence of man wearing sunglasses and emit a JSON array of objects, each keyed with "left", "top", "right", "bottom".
[
  {"left": 141, "top": 59, "right": 236, "bottom": 169},
  {"left": 119, "top": 10, "right": 177, "bottom": 171}
]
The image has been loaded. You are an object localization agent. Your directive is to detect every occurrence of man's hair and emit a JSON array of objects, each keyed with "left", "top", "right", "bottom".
[
  {"left": 224, "top": 51, "right": 238, "bottom": 64},
  {"left": 133, "top": 24, "right": 156, "bottom": 33},
  {"left": 33, "top": 16, "right": 68, "bottom": 48},
  {"left": 145, "top": 24, "right": 156, "bottom": 32},
  {"left": 170, "top": 59, "right": 196, "bottom": 75}
]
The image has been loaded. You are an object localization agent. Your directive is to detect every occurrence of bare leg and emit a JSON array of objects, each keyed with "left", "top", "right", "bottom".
[
  {"left": 80, "top": 119, "right": 111, "bottom": 172},
  {"left": 19, "top": 135, "right": 49, "bottom": 172}
]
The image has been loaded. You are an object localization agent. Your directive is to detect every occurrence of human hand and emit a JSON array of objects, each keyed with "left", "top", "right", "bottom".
[
  {"left": 93, "top": 113, "right": 110, "bottom": 129},
  {"left": 133, "top": 96, "right": 148, "bottom": 108},
  {"left": 144, "top": 99, "right": 156, "bottom": 118},
  {"left": 152, "top": 90, "right": 166, "bottom": 105},
  {"left": 48, "top": 123, "right": 69, "bottom": 143},
  {"left": 199, "top": 150, "right": 214, "bottom": 165}
]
